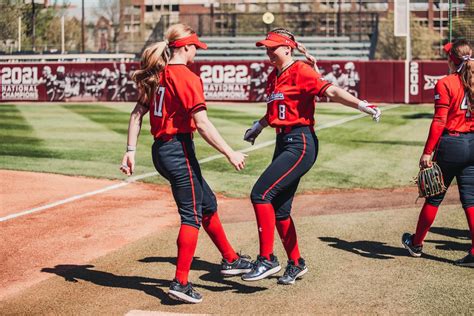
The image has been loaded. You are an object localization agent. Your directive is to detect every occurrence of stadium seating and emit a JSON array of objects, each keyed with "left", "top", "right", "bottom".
[{"left": 195, "top": 36, "right": 371, "bottom": 61}]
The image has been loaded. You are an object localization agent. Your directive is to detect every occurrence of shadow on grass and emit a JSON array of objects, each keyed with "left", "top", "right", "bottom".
[
  {"left": 402, "top": 113, "right": 433, "bottom": 119},
  {"left": 351, "top": 140, "right": 425, "bottom": 147},
  {"left": 319, "top": 237, "right": 453, "bottom": 264},
  {"left": 429, "top": 226, "right": 470, "bottom": 240},
  {"left": 424, "top": 239, "right": 470, "bottom": 252},
  {"left": 41, "top": 264, "right": 183, "bottom": 305},
  {"left": 139, "top": 256, "right": 267, "bottom": 294}
]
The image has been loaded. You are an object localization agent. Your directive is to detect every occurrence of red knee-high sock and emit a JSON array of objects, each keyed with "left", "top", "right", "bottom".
[
  {"left": 276, "top": 217, "right": 301, "bottom": 263},
  {"left": 202, "top": 212, "right": 238, "bottom": 262},
  {"left": 175, "top": 224, "right": 199, "bottom": 285},
  {"left": 253, "top": 203, "right": 275, "bottom": 260},
  {"left": 413, "top": 202, "right": 439, "bottom": 246},
  {"left": 464, "top": 206, "right": 474, "bottom": 254}
]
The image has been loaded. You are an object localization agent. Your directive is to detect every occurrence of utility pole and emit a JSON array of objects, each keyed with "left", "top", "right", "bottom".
[{"left": 81, "top": 0, "right": 85, "bottom": 53}]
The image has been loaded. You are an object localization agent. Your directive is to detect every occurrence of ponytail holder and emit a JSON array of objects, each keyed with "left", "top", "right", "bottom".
[
  {"left": 455, "top": 54, "right": 473, "bottom": 73},
  {"left": 163, "top": 39, "right": 169, "bottom": 45}
]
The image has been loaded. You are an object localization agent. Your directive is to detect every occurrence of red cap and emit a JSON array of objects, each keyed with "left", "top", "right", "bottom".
[
  {"left": 256, "top": 32, "right": 297, "bottom": 48},
  {"left": 169, "top": 34, "right": 208, "bottom": 50}
]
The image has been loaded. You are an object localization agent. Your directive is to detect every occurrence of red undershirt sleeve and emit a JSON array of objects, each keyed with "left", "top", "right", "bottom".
[{"left": 423, "top": 105, "right": 449, "bottom": 155}]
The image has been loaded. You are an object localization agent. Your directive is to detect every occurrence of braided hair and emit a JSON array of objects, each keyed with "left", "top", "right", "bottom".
[{"left": 270, "top": 27, "right": 319, "bottom": 73}]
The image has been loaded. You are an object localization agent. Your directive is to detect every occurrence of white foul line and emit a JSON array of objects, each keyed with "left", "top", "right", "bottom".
[{"left": 1, "top": 105, "right": 399, "bottom": 223}]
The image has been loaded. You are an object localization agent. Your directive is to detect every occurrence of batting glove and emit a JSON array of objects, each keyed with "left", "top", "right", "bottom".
[
  {"left": 358, "top": 100, "right": 381, "bottom": 123},
  {"left": 243, "top": 121, "right": 264, "bottom": 145}
]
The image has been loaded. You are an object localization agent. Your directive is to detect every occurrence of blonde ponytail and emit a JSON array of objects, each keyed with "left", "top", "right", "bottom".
[
  {"left": 133, "top": 23, "right": 197, "bottom": 105},
  {"left": 132, "top": 41, "right": 169, "bottom": 105},
  {"left": 296, "top": 41, "right": 319, "bottom": 73}
]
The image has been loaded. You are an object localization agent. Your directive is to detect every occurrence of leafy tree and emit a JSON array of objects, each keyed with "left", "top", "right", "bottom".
[
  {"left": 44, "top": 16, "right": 82, "bottom": 52},
  {"left": 0, "top": 4, "right": 21, "bottom": 42},
  {"left": 452, "top": 3, "right": 474, "bottom": 43},
  {"left": 376, "top": 12, "right": 441, "bottom": 60}
]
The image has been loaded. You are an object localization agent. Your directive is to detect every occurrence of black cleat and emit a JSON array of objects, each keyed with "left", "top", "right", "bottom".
[
  {"left": 401, "top": 233, "right": 423, "bottom": 257},
  {"left": 454, "top": 252, "right": 474, "bottom": 268},
  {"left": 241, "top": 254, "right": 281, "bottom": 281},
  {"left": 168, "top": 279, "right": 203, "bottom": 304},
  {"left": 277, "top": 258, "right": 308, "bottom": 285},
  {"left": 220, "top": 253, "right": 253, "bottom": 276}
]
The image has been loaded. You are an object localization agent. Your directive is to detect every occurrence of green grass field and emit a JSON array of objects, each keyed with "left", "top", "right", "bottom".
[{"left": 0, "top": 102, "right": 432, "bottom": 197}]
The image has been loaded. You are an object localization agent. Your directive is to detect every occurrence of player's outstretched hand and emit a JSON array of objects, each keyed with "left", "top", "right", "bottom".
[
  {"left": 358, "top": 100, "right": 381, "bottom": 123},
  {"left": 243, "top": 121, "right": 264, "bottom": 145},
  {"left": 120, "top": 152, "right": 135, "bottom": 176},
  {"left": 227, "top": 151, "right": 247, "bottom": 171}
]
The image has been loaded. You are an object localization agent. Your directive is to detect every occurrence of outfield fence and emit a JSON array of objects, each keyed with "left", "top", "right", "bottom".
[{"left": 0, "top": 60, "right": 446, "bottom": 104}]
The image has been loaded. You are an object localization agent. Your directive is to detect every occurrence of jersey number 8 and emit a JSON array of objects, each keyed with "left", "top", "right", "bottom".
[
  {"left": 278, "top": 104, "right": 286, "bottom": 120},
  {"left": 153, "top": 86, "right": 166, "bottom": 117}
]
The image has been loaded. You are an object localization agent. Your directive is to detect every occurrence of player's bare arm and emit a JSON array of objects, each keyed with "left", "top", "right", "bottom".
[
  {"left": 324, "top": 85, "right": 381, "bottom": 122},
  {"left": 193, "top": 109, "right": 247, "bottom": 171},
  {"left": 120, "top": 102, "right": 149, "bottom": 176}
]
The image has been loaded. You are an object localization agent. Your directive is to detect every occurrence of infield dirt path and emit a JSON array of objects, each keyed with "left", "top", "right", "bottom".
[{"left": 0, "top": 169, "right": 460, "bottom": 302}]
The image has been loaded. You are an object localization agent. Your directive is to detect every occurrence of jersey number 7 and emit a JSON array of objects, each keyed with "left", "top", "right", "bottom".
[{"left": 153, "top": 86, "right": 165, "bottom": 117}]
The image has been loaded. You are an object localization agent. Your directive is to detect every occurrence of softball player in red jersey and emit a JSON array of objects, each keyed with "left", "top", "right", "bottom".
[
  {"left": 402, "top": 40, "right": 474, "bottom": 267},
  {"left": 120, "top": 24, "right": 252, "bottom": 303},
  {"left": 241, "top": 28, "right": 382, "bottom": 284}
]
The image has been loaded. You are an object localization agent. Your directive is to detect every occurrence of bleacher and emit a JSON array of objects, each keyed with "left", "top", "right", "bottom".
[{"left": 195, "top": 36, "right": 372, "bottom": 61}]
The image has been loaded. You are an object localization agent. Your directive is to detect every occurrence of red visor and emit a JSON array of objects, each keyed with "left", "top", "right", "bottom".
[
  {"left": 443, "top": 42, "right": 463, "bottom": 66},
  {"left": 256, "top": 32, "right": 297, "bottom": 48},
  {"left": 169, "top": 34, "right": 208, "bottom": 50},
  {"left": 443, "top": 42, "right": 452, "bottom": 54}
]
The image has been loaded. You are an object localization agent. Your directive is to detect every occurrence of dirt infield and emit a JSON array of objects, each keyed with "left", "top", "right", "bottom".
[{"left": 0, "top": 169, "right": 461, "bottom": 303}]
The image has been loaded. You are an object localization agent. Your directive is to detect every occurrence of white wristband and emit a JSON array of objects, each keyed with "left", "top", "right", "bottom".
[
  {"left": 126, "top": 145, "right": 136, "bottom": 152},
  {"left": 357, "top": 100, "right": 369, "bottom": 111}
]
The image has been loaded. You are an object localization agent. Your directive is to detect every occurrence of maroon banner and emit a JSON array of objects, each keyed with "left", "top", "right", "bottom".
[
  {"left": 0, "top": 62, "right": 139, "bottom": 102},
  {"left": 0, "top": 60, "right": 449, "bottom": 103}
]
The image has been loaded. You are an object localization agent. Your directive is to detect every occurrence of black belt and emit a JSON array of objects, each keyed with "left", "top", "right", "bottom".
[
  {"left": 275, "top": 125, "right": 313, "bottom": 134},
  {"left": 442, "top": 130, "right": 472, "bottom": 136},
  {"left": 155, "top": 133, "right": 193, "bottom": 142}
]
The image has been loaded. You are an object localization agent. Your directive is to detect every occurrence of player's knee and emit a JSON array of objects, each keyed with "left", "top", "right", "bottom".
[
  {"left": 250, "top": 189, "right": 271, "bottom": 204},
  {"left": 460, "top": 198, "right": 474, "bottom": 210},
  {"left": 181, "top": 218, "right": 201, "bottom": 229},
  {"left": 426, "top": 195, "right": 444, "bottom": 207}
]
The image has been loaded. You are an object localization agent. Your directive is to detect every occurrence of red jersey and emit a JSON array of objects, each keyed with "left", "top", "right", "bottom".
[
  {"left": 264, "top": 61, "right": 332, "bottom": 127},
  {"left": 434, "top": 74, "right": 473, "bottom": 132},
  {"left": 149, "top": 64, "right": 206, "bottom": 139},
  {"left": 423, "top": 73, "right": 473, "bottom": 154}
]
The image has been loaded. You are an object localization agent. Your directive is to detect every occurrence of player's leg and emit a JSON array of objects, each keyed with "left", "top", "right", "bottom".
[
  {"left": 152, "top": 137, "right": 203, "bottom": 303},
  {"left": 244, "top": 127, "right": 317, "bottom": 281},
  {"left": 403, "top": 134, "right": 463, "bottom": 257},
  {"left": 454, "top": 146, "right": 474, "bottom": 267},
  {"left": 273, "top": 180, "right": 309, "bottom": 285},
  {"left": 200, "top": 178, "right": 253, "bottom": 275}
]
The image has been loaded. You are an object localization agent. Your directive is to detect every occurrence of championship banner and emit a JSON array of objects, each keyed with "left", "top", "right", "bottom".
[
  {"left": 0, "top": 60, "right": 448, "bottom": 103},
  {"left": 0, "top": 62, "right": 139, "bottom": 102}
]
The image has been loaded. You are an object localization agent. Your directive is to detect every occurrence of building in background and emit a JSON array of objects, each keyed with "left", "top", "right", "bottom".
[{"left": 118, "top": 0, "right": 469, "bottom": 52}]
